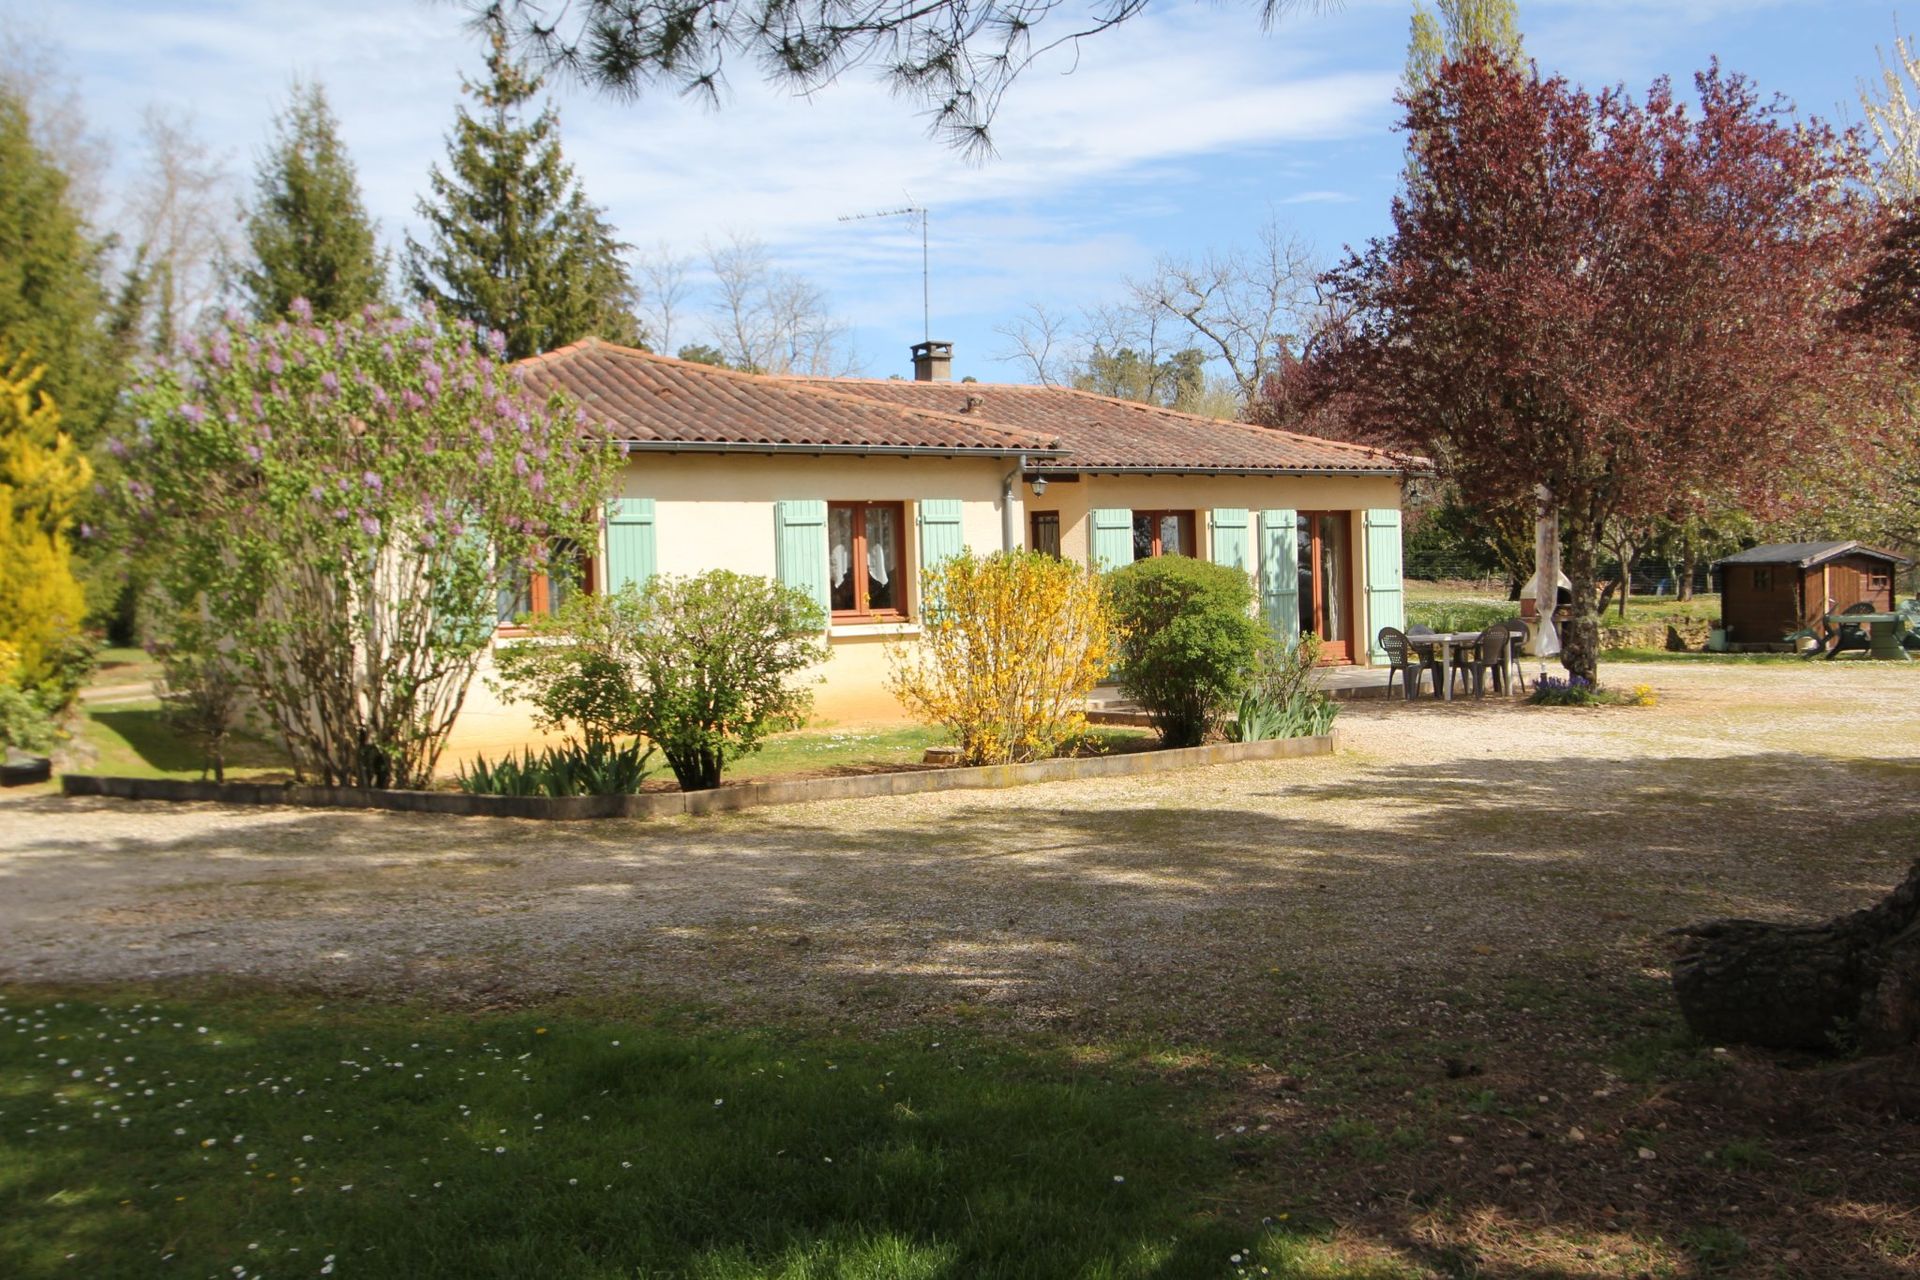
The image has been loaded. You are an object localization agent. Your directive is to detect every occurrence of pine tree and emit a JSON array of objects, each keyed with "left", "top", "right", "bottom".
[
  {"left": 404, "top": 26, "right": 640, "bottom": 360},
  {"left": 0, "top": 350, "right": 90, "bottom": 705},
  {"left": 239, "top": 81, "right": 388, "bottom": 321},
  {"left": 0, "top": 88, "right": 115, "bottom": 447}
]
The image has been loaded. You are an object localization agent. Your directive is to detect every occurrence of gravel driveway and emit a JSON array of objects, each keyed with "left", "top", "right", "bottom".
[{"left": 4, "top": 661, "right": 1916, "bottom": 1034}]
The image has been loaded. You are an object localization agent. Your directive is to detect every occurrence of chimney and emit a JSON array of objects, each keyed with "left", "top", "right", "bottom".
[{"left": 911, "top": 339, "right": 953, "bottom": 382}]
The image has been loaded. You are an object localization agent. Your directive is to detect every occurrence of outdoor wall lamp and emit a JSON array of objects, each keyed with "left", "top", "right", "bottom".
[{"left": 1029, "top": 476, "right": 1049, "bottom": 495}]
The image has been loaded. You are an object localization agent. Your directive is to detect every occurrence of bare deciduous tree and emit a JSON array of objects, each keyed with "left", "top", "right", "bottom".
[
  {"left": 0, "top": 28, "right": 112, "bottom": 215},
  {"left": 996, "top": 215, "right": 1326, "bottom": 416},
  {"left": 634, "top": 241, "right": 693, "bottom": 353},
  {"left": 702, "top": 232, "right": 851, "bottom": 374},
  {"left": 992, "top": 302, "right": 1070, "bottom": 386},
  {"left": 1862, "top": 27, "right": 1920, "bottom": 200},
  {"left": 1126, "top": 215, "right": 1324, "bottom": 402},
  {"left": 122, "top": 107, "right": 237, "bottom": 347}
]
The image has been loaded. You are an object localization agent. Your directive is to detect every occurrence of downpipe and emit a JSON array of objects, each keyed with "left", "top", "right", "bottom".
[{"left": 1001, "top": 455, "right": 1028, "bottom": 551}]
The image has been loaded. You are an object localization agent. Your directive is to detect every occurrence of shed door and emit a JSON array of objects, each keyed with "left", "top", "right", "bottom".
[{"left": 1826, "top": 562, "right": 1868, "bottom": 613}]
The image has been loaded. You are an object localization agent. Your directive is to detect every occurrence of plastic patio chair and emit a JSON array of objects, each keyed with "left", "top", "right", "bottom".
[
  {"left": 1378, "top": 627, "right": 1443, "bottom": 700},
  {"left": 1500, "top": 617, "right": 1531, "bottom": 691},
  {"left": 1449, "top": 626, "right": 1508, "bottom": 697}
]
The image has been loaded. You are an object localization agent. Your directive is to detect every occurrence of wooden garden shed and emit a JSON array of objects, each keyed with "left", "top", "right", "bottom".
[{"left": 1715, "top": 541, "right": 1913, "bottom": 644}]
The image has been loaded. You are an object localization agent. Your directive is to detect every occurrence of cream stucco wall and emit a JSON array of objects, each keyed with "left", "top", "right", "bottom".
[
  {"left": 443, "top": 453, "right": 1404, "bottom": 762},
  {"left": 1034, "top": 472, "right": 1404, "bottom": 663}
]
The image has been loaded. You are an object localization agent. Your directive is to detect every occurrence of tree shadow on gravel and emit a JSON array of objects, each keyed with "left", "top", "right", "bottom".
[{"left": 6, "top": 750, "right": 1920, "bottom": 1277}]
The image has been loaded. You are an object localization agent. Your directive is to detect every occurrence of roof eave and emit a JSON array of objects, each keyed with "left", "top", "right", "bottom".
[
  {"left": 1026, "top": 463, "right": 1411, "bottom": 478},
  {"left": 615, "top": 439, "right": 1069, "bottom": 460}
]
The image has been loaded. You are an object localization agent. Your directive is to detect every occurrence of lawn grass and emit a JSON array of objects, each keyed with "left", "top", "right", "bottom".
[
  {"left": 1406, "top": 585, "right": 1722, "bottom": 626},
  {"left": 728, "top": 725, "right": 1153, "bottom": 781},
  {"left": 1599, "top": 647, "right": 1821, "bottom": 665},
  {"left": 725, "top": 725, "right": 950, "bottom": 779},
  {"left": 92, "top": 647, "right": 160, "bottom": 689},
  {"left": 73, "top": 700, "right": 290, "bottom": 782},
  {"left": 0, "top": 989, "right": 1356, "bottom": 1280}
]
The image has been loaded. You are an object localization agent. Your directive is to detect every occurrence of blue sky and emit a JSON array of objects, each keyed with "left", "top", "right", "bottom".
[{"left": 13, "top": 0, "right": 1902, "bottom": 380}]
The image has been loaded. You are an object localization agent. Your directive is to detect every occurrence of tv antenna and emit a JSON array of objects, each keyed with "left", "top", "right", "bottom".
[{"left": 837, "top": 204, "right": 930, "bottom": 341}]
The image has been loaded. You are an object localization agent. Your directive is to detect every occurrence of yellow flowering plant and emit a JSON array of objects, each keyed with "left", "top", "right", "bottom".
[{"left": 888, "top": 550, "right": 1116, "bottom": 765}]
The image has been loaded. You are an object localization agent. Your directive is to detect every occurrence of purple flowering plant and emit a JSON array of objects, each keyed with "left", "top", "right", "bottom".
[{"left": 120, "top": 303, "right": 619, "bottom": 788}]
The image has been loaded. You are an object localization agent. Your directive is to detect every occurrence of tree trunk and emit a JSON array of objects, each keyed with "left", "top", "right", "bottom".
[
  {"left": 1560, "top": 512, "right": 1601, "bottom": 684},
  {"left": 1616, "top": 544, "right": 1634, "bottom": 619},
  {"left": 1677, "top": 534, "right": 1696, "bottom": 603},
  {"left": 1672, "top": 860, "right": 1920, "bottom": 1053}
]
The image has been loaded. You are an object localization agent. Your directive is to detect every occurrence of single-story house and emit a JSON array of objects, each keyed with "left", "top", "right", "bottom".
[
  {"left": 1715, "top": 541, "right": 1914, "bottom": 644},
  {"left": 449, "top": 339, "right": 1413, "bottom": 751}
]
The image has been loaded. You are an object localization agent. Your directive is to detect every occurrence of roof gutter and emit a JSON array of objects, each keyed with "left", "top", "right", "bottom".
[{"left": 1026, "top": 465, "right": 1411, "bottom": 478}]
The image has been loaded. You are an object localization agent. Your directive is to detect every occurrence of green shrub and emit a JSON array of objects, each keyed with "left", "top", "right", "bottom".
[
  {"left": 1228, "top": 633, "right": 1340, "bottom": 741},
  {"left": 0, "top": 681, "right": 57, "bottom": 753},
  {"left": 454, "top": 738, "right": 656, "bottom": 797},
  {"left": 1404, "top": 598, "right": 1514, "bottom": 633},
  {"left": 155, "top": 641, "right": 246, "bottom": 782},
  {"left": 1107, "top": 555, "right": 1265, "bottom": 747},
  {"left": 493, "top": 571, "right": 828, "bottom": 790}
]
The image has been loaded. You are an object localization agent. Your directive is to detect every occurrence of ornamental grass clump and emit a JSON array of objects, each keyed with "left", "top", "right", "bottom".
[
  {"left": 1227, "top": 632, "right": 1339, "bottom": 742},
  {"left": 493, "top": 571, "right": 827, "bottom": 791},
  {"left": 454, "top": 737, "right": 655, "bottom": 797},
  {"left": 119, "top": 302, "right": 619, "bottom": 789},
  {"left": 1107, "top": 556, "right": 1265, "bottom": 747},
  {"left": 887, "top": 550, "right": 1116, "bottom": 766}
]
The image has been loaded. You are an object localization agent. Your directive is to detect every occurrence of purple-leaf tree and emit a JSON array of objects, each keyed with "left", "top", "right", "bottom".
[
  {"left": 121, "top": 302, "right": 619, "bottom": 787},
  {"left": 1325, "top": 56, "right": 1880, "bottom": 682}
]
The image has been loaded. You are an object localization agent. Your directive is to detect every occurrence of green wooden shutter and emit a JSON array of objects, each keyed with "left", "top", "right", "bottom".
[
  {"left": 1208, "top": 507, "right": 1250, "bottom": 572},
  {"left": 1363, "top": 507, "right": 1406, "bottom": 664},
  {"left": 917, "top": 499, "right": 965, "bottom": 571},
  {"left": 434, "top": 518, "right": 496, "bottom": 648},
  {"left": 604, "top": 498, "right": 656, "bottom": 594},
  {"left": 774, "top": 499, "right": 830, "bottom": 618},
  {"left": 1090, "top": 508, "right": 1134, "bottom": 571},
  {"left": 1258, "top": 509, "right": 1299, "bottom": 637}
]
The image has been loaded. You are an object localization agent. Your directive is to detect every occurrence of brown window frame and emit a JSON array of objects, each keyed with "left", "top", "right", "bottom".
[
  {"left": 1132, "top": 509, "right": 1197, "bottom": 560},
  {"left": 496, "top": 543, "right": 596, "bottom": 635},
  {"left": 1029, "top": 509, "right": 1062, "bottom": 558},
  {"left": 1751, "top": 567, "right": 1773, "bottom": 592},
  {"left": 829, "top": 500, "right": 910, "bottom": 623},
  {"left": 1867, "top": 568, "right": 1891, "bottom": 592}
]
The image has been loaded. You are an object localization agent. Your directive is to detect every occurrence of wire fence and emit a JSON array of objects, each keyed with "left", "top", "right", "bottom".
[{"left": 1404, "top": 554, "right": 1719, "bottom": 598}]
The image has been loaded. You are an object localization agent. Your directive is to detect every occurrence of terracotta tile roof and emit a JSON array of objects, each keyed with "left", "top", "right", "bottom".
[
  {"left": 783, "top": 378, "right": 1409, "bottom": 474},
  {"left": 516, "top": 340, "right": 1058, "bottom": 455}
]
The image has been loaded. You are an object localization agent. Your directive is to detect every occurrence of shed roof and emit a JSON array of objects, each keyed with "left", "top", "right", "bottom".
[
  {"left": 1714, "top": 541, "right": 1914, "bottom": 569},
  {"left": 517, "top": 340, "right": 1061, "bottom": 457},
  {"left": 785, "top": 377, "right": 1411, "bottom": 475}
]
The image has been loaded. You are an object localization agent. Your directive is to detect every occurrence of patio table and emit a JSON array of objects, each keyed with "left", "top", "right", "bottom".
[
  {"left": 1822, "top": 612, "right": 1913, "bottom": 662},
  {"left": 1404, "top": 631, "right": 1512, "bottom": 701}
]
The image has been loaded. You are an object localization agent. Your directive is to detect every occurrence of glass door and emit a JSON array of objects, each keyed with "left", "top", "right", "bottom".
[{"left": 1295, "top": 512, "right": 1353, "bottom": 662}]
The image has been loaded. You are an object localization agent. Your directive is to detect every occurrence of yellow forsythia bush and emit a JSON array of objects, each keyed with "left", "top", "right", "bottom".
[
  {"left": 0, "top": 351, "right": 91, "bottom": 703},
  {"left": 888, "top": 549, "right": 1116, "bottom": 765}
]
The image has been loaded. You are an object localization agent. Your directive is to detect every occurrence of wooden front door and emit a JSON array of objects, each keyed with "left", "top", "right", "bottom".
[{"left": 1296, "top": 512, "right": 1353, "bottom": 662}]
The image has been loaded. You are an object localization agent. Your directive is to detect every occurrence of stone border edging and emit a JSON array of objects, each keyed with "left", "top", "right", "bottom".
[{"left": 60, "top": 732, "right": 1335, "bottom": 821}]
